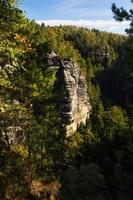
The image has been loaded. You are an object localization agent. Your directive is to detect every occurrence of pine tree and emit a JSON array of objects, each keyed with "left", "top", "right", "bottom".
[{"left": 112, "top": 0, "right": 133, "bottom": 34}]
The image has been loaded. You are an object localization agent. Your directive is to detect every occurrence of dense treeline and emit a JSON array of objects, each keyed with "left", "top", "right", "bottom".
[{"left": 0, "top": 0, "right": 133, "bottom": 199}]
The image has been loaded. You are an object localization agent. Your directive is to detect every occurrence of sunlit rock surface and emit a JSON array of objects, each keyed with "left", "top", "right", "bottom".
[
  {"left": 48, "top": 52, "right": 92, "bottom": 135},
  {"left": 59, "top": 61, "right": 92, "bottom": 135}
]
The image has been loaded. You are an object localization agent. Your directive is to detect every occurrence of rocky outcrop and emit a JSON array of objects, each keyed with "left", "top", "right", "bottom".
[
  {"left": 60, "top": 61, "right": 91, "bottom": 135},
  {"left": 48, "top": 52, "right": 92, "bottom": 135}
]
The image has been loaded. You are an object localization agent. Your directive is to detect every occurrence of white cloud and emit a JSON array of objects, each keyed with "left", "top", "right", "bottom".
[{"left": 36, "top": 19, "right": 129, "bottom": 34}]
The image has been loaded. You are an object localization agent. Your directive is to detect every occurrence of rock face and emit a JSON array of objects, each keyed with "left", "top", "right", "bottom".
[
  {"left": 48, "top": 52, "right": 92, "bottom": 135},
  {"left": 59, "top": 61, "right": 91, "bottom": 135}
]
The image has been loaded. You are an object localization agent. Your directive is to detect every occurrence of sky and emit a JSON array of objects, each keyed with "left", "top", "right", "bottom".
[{"left": 20, "top": 0, "right": 132, "bottom": 34}]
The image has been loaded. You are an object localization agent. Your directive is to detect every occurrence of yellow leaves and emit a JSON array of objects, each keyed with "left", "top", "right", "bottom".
[
  {"left": 26, "top": 46, "right": 36, "bottom": 53},
  {"left": 46, "top": 73, "right": 57, "bottom": 86},
  {"left": 31, "top": 179, "right": 61, "bottom": 199},
  {"left": 0, "top": 77, "right": 11, "bottom": 88},
  {"left": 29, "top": 83, "right": 39, "bottom": 97},
  {"left": 32, "top": 91, "right": 39, "bottom": 97},
  {"left": 0, "top": 103, "right": 9, "bottom": 114},
  {"left": 14, "top": 33, "right": 35, "bottom": 53},
  {"left": 31, "top": 180, "right": 44, "bottom": 198},
  {"left": 0, "top": 107, "right": 5, "bottom": 113},
  {"left": 12, "top": 144, "right": 29, "bottom": 158},
  {"left": 14, "top": 33, "right": 27, "bottom": 43},
  {"left": 47, "top": 27, "right": 57, "bottom": 39},
  {"left": 30, "top": 83, "right": 38, "bottom": 90}
]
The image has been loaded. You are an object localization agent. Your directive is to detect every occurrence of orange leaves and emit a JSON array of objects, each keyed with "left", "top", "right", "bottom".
[
  {"left": 14, "top": 33, "right": 27, "bottom": 43},
  {"left": 14, "top": 33, "right": 35, "bottom": 53}
]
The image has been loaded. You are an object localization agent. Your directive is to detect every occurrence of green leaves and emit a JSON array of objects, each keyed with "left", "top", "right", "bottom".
[
  {"left": 112, "top": 1, "right": 133, "bottom": 34},
  {"left": 0, "top": 0, "right": 133, "bottom": 199},
  {"left": 103, "top": 106, "right": 128, "bottom": 140}
]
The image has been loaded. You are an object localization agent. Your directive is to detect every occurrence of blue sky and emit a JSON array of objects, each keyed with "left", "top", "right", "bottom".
[{"left": 20, "top": 0, "right": 132, "bottom": 33}]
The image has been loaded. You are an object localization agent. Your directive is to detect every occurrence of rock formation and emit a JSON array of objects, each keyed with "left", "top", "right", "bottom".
[{"left": 48, "top": 52, "right": 92, "bottom": 135}]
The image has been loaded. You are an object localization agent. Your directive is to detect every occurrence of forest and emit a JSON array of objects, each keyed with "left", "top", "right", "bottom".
[{"left": 0, "top": 0, "right": 133, "bottom": 199}]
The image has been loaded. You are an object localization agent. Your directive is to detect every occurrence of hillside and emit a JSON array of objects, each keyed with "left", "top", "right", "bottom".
[{"left": 0, "top": 1, "right": 133, "bottom": 199}]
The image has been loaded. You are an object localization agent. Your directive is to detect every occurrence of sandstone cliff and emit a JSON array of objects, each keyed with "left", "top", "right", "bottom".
[{"left": 48, "top": 52, "right": 92, "bottom": 135}]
